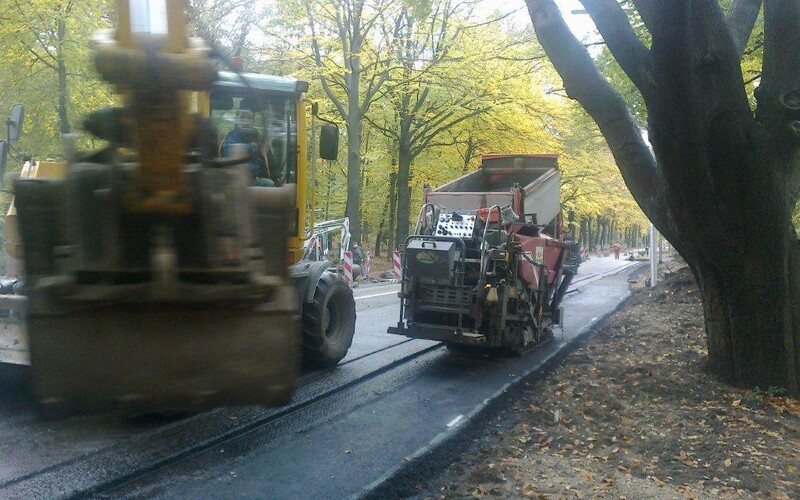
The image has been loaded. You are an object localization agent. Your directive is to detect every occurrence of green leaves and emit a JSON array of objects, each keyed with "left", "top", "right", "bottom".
[
  {"left": 0, "top": 0, "right": 114, "bottom": 159},
  {"left": 0, "top": 0, "right": 649, "bottom": 249}
]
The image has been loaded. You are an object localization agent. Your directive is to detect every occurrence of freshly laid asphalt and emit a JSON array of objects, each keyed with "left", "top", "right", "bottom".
[
  {"left": 0, "top": 256, "right": 641, "bottom": 499},
  {"left": 102, "top": 256, "right": 642, "bottom": 499}
]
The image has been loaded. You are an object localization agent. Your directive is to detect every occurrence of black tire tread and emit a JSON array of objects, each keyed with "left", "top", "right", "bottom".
[{"left": 301, "top": 272, "right": 356, "bottom": 368}]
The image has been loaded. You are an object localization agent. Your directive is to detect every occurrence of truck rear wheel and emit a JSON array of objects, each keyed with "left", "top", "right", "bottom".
[{"left": 302, "top": 272, "right": 356, "bottom": 368}]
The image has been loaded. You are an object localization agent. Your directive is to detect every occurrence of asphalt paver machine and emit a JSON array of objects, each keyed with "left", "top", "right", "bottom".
[{"left": 389, "top": 154, "right": 575, "bottom": 352}]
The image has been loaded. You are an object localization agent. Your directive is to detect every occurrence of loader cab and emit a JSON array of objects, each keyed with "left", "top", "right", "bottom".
[
  {"left": 209, "top": 90, "right": 298, "bottom": 186},
  {"left": 199, "top": 72, "right": 314, "bottom": 262}
]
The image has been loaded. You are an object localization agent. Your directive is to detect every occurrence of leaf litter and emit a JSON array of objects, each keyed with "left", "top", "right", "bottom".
[{"left": 409, "top": 262, "right": 799, "bottom": 499}]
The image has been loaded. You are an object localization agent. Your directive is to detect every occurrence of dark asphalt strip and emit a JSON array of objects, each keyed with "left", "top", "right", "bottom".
[
  {"left": 102, "top": 347, "right": 457, "bottom": 499},
  {"left": 357, "top": 263, "right": 646, "bottom": 499},
  {"left": 336, "top": 338, "right": 413, "bottom": 367},
  {"left": 0, "top": 340, "right": 440, "bottom": 500},
  {"left": 0, "top": 264, "right": 641, "bottom": 499}
]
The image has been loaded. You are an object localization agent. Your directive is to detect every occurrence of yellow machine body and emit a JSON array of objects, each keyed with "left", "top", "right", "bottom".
[{"left": 11, "top": 0, "right": 304, "bottom": 416}]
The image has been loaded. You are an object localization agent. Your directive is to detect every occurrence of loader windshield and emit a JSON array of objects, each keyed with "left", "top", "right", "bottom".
[{"left": 210, "top": 90, "right": 298, "bottom": 186}]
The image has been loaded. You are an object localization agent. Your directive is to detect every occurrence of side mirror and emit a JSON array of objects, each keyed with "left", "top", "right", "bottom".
[
  {"left": 8, "top": 104, "right": 24, "bottom": 142},
  {"left": 0, "top": 141, "right": 8, "bottom": 188},
  {"left": 319, "top": 124, "right": 339, "bottom": 161}
]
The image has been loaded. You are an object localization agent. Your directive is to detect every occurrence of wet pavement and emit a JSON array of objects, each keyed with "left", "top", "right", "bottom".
[{"left": 0, "top": 255, "right": 640, "bottom": 499}]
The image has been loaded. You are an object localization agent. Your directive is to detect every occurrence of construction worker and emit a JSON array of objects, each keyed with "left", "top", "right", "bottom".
[
  {"left": 353, "top": 242, "right": 369, "bottom": 279},
  {"left": 612, "top": 241, "right": 622, "bottom": 260},
  {"left": 220, "top": 109, "right": 274, "bottom": 187}
]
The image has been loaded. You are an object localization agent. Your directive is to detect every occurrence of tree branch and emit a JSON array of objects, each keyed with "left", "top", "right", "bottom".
[
  {"left": 629, "top": 0, "right": 657, "bottom": 32},
  {"left": 363, "top": 114, "right": 398, "bottom": 140},
  {"left": 27, "top": 46, "right": 57, "bottom": 70},
  {"left": 580, "top": 0, "right": 656, "bottom": 101},
  {"left": 411, "top": 106, "right": 493, "bottom": 158},
  {"left": 726, "top": 0, "right": 763, "bottom": 58},
  {"left": 525, "top": 0, "right": 666, "bottom": 226},
  {"left": 410, "top": 109, "right": 455, "bottom": 146},
  {"left": 361, "top": 70, "right": 389, "bottom": 113},
  {"left": 410, "top": 87, "right": 429, "bottom": 116},
  {"left": 306, "top": 4, "right": 348, "bottom": 120}
]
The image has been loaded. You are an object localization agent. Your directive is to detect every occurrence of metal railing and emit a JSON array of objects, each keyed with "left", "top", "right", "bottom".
[
  {"left": 413, "top": 203, "right": 438, "bottom": 235},
  {"left": 478, "top": 204, "right": 502, "bottom": 289}
]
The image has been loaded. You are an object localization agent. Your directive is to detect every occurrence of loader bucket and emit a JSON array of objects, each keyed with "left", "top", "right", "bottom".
[
  {"left": 28, "top": 284, "right": 299, "bottom": 417},
  {"left": 13, "top": 169, "right": 301, "bottom": 417}
]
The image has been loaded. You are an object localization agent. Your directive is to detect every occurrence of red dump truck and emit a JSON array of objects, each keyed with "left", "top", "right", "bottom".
[{"left": 388, "top": 154, "right": 575, "bottom": 352}]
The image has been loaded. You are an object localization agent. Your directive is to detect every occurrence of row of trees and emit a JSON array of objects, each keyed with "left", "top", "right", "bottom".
[
  {"left": 259, "top": 0, "right": 649, "bottom": 252},
  {"left": 0, "top": 0, "right": 648, "bottom": 258},
  {"left": 0, "top": 0, "right": 114, "bottom": 155}
]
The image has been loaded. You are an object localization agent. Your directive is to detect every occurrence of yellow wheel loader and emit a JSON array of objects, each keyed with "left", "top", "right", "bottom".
[{"left": 0, "top": 0, "right": 355, "bottom": 417}]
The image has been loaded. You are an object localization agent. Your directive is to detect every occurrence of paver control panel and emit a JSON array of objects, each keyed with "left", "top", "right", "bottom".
[{"left": 435, "top": 212, "right": 476, "bottom": 238}]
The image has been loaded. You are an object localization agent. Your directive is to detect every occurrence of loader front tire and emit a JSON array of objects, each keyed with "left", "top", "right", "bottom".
[{"left": 302, "top": 272, "right": 356, "bottom": 368}]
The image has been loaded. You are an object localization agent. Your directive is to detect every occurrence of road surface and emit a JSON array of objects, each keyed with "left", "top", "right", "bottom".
[{"left": 0, "top": 255, "right": 641, "bottom": 499}]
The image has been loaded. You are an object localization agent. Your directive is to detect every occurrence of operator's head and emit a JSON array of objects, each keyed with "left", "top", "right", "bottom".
[{"left": 235, "top": 109, "right": 254, "bottom": 130}]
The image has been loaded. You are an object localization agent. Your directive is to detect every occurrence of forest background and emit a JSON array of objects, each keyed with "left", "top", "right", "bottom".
[{"left": 0, "top": 0, "right": 668, "bottom": 260}]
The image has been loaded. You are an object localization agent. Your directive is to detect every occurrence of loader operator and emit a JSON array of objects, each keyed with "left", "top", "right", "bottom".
[{"left": 219, "top": 109, "right": 275, "bottom": 187}]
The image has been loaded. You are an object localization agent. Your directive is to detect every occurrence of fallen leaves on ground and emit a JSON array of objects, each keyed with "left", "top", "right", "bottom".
[{"left": 415, "top": 262, "right": 800, "bottom": 499}]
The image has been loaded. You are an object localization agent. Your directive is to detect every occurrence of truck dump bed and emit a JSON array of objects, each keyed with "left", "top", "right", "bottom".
[{"left": 424, "top": 154, "right": 560, "bottom": 226}]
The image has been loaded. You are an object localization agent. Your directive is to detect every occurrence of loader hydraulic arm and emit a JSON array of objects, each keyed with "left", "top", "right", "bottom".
[{"left": 93, "top": 0, "right": 216, "bottom": 214}]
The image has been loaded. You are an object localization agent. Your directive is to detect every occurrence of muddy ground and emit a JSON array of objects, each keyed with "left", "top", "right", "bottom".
[{"left": 380, "top": 262, "right": 800, "bottom": 499}]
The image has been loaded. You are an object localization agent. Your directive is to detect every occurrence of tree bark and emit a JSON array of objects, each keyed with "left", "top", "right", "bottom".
[
  {"left": 597, "top": 215, "right": 605, "bottom": 249},
  {"left": 388, "top": 171, "right": 397, "bottom": 255},
  {"left": 527, "top": 0, "right": 800, "bottom": 394},
  {"left": 584, "top": 217, "right": 592, "bottom": 252},
  {"left": 374, "top": 191, "right": 390, "bottom": 258},
  {"left": 346, "top": 53, "right": 362, "bottom": 244},
  {"left": 56, "top": 18, "right": 70, "bottom": 135},
  {"left": 395, "top": 130, "right": 412, "bottom": 246}
]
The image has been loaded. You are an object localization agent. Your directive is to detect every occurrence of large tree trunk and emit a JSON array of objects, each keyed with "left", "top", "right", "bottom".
[
  {"left": 57, "top": 19, "right": 70, "bottom": 135},
  {"left": 642, "top": 8, "right": 800, "bottom": 393},
  {"left": 395, "top": 100, "right": 413, "bottom": 246},
  {"left": 395, "top": 144, "right": 412, "bottom": 247},
  {"left": 689, "top": 220, "right": 800, "bottom": 391},
  {"left": 346, "top": 89, "right": 361, "bottom": 244},
  {"left": 388, "top": 171, "right": 397, "bottom": 254},
  {"left": 526, "top": 0, "right": 800, "bottom": 394},
  {"left": 675, "top": 145, "right": 800, "bottom": 392}
]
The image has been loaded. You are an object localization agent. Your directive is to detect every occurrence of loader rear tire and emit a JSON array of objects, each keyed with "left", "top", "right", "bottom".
[{"left": 302, "top": 272, "right": 356, "bottom": 368}]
